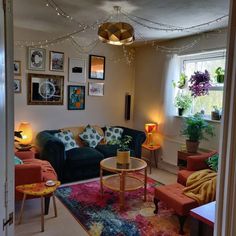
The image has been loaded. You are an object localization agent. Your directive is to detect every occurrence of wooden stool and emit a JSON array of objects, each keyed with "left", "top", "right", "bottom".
[{"left": 16, "top": 181, "right": 60, "bottom": 232}]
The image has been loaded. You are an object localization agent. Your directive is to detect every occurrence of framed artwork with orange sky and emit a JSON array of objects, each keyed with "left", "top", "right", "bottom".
[
  {"left": 68, "top": 85, "right": 85, "bottom": 110},
  {"left": 89, "top": 55, "right": 105, "bottom": 80}
]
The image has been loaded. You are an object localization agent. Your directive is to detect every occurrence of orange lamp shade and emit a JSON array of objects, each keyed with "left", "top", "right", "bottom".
[
  {"left": 145, "top": 123, "right": 157, "bottom": 134},
  {"left": 18, "top": 122, "right": 33, "bottom": 145}
]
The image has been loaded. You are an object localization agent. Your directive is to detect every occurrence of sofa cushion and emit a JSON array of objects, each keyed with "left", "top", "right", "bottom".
[
  {"left": 177, "top": 169, "right": 195, "bottom": 186},
  {"left": 79, "top": 125, "right": 103, "bottom": 148},
  {"left": 66, "top": 147, "right": 104, "bottom": 168},
  {"left": 54, "top": 130, "right": 79, "bottom": 151},
  {"left": 96, "top": 144, "right": 135, "bottom": 158},
  {"left": 105, "top": 126, "right": 123, "bottom": 144}
]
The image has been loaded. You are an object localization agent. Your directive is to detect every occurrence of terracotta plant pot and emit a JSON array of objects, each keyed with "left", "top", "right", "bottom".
[
  {"left": 211, "top": 111, "right": 221, "bottom": 120},
  {"left": 117, "top": 150, "right": 130, "bottom": 164},
  {"left": 186, "top": 140, "right": 199, "bottom": 153}
]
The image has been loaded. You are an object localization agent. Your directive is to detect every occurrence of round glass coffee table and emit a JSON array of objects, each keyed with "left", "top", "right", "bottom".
[{"left": 100, "top": 157, "right": 147, "bottom": 210}]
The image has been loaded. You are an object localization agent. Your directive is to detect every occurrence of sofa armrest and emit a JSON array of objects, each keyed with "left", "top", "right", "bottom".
[
  {"left": 187, "top": 151, "right": 218, "bottom": 171},
  {"left": 15, "top": 164, "right": 42, "bottom": 186},
  {"left": 118, "top": 126, "right": 146, "bottom": 158},
  {"left": 36, "top": 131, "right": 65, "bottom": 181}
]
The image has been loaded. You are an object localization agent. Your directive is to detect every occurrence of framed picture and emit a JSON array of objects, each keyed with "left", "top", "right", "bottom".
[
  {"left": 50, "top": 51, "right": 64, "bottom": 72},
  {"left": 14, "top": 79, "right": 21, "bottom": 93},
  {"left": 28, "top": 47, "right": 46, "bottom": 71},
  {"left": 68, "top": 85, "right": 85, "bottom": 110},
  {"left": 28, "top": 73, "right": 64, "bottom": 105},
  {"left": 88, "top": 82, "right": 104, "bottom": 96},
  {"left": 89, "top": 55, "right": 105, "bottom": 80},
  {"left": 14, "top": 61, "right": 21, "bottom": 75},
  {"left": 68, "top": 58, "right": 86, "bottom": 83}
]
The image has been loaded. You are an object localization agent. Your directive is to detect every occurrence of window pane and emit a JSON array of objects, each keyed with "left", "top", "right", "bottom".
[{"left": 192, "top": 90, "right": 223, "bottom": 116}]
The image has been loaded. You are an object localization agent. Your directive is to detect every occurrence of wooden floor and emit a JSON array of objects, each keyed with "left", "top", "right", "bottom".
[{"left": 15, "top": 168, "right": 177, "bottom": 236}]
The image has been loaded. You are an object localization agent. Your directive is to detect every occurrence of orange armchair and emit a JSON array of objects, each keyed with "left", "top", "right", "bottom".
[
  {"left": 177, "top": 151, "right": 217, "bottom": 186},
  {"left": 15, "top": 151, "right": 57, "bottom": 214}
]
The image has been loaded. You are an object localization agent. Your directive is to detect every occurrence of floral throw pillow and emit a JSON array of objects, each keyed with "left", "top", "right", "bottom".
[
  {"left": 79, "top": 125, "right": 103, "bottom": 148},
  {"left": 105, "top": 126, "right": 123, "bottom": 144},
  {"left": 54, "top": 130, "right": 79, "bottom": 151},
  {"left": 205, "top": 153, "right": 219, "bottom": 172}
]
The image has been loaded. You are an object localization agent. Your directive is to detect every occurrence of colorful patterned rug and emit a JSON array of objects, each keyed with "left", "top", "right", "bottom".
[{"left": 55, "top": 174, "right": 190, "bottom": 236}]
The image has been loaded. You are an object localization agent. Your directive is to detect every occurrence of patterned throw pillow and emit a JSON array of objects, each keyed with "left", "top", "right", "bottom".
[
  {"left": 14, "top": 156, "right": 23, "bottom": 165},
  {"left": 54, "top": 131, "right": 79, "bottom": 151},
  {"left": 205, "top": 153, "right": 219, "bottom": 172},
  {"left": 79, "top": 125, "right": 103, "bottom": 148},
  {"left": 105, "top": 126, "right": 123, "bottom": 144}
]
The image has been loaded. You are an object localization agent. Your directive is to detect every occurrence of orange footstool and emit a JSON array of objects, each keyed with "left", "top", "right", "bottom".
[{"left": 154, "top": 183, "right": 198, "bottom": 235}]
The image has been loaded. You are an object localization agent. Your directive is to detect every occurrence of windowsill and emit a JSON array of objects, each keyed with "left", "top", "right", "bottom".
[{"left": 174, "top": 115, "right": 222, "bottom": 124}]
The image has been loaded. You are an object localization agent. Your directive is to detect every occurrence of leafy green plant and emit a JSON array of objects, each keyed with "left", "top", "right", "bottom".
[
  {"left": 172, "top": 73, "right": 187, "bottom": 89},
  {"left": 118, "top": 135, "right": 133, "bottom": 151},
  {"left": 212, "top": 105, "right": 220, "bottom": 113},
  {"left": 181, "top": 113, "right": 214, "bottom": 142},
  {"left": 215, "top": 67, "right": 224, "bottom": 83},
  {"left": 174, "top": 93, "right": 192, "bottom": 110}
]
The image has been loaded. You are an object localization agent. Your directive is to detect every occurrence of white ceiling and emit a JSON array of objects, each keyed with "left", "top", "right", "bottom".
[{"left": 13, "top": 0, "right": 229, "bottom": 43}]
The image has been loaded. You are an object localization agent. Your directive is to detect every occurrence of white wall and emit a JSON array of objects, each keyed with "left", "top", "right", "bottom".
[
  {"left": 133, "top": 32, "right": 227, "bottom": 166},
  {"left": 14, "top": 28, "right": 135, "bottom": 137}
]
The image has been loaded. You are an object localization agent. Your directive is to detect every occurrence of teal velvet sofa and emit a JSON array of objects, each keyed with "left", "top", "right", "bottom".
[{"left": 36, "top": 126, "right": 146, "bottom": 183}]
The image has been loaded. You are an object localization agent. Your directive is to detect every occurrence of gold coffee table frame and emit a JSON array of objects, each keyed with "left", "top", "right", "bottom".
[{"left": 100, "top": 157, "right": 147, "bottom": 210}]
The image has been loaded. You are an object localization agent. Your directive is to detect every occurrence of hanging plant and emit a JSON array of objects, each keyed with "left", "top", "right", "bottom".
[{"left": 189, "top": 70, "right": 211, "bottom": 97}]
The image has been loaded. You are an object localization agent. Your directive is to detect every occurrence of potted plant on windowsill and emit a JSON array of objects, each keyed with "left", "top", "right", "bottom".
[
  {"left": 211, "top": 106, "right": 221, "bottom": 120},
  {"left": 181, "top": 113, "right": 214, "bottom": 153},
  {"left": 174, "top": 93, "right": 192, "bottom": 116},
  {"left": 116, "top": 135, "right": 133, "bottom": 164},
  {"left": 215, "top": 67, "right": 225, "bottom": 84}
]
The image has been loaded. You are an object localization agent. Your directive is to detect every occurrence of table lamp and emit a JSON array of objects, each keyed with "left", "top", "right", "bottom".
[
  {"left": 145, "top": 123, "right": 157, "bottom": 146},
  {"left": 17, "top": 122, "right": 33, "bottom": 150}
]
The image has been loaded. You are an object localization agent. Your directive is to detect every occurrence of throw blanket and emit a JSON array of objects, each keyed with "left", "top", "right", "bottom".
[{"left": 183, "top": 169, "right": 217, "bottom": 205}]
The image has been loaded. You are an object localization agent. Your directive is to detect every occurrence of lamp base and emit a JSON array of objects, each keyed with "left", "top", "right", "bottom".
[{"left": 16, "top": 144, "right": 32, "bottom": 151}]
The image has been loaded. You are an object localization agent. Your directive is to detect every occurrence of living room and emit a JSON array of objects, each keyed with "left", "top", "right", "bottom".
[{"left": 1, "top": 0, "right": 236, "bottom": 236}]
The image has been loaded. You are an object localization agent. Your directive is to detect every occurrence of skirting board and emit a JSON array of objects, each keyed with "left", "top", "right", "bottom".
[{"left": 157, "top": 159, "right": 178, "bottom": 175}]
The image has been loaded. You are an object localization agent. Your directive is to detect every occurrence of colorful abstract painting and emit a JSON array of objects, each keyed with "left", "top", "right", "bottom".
[
  {"left": 68, "top": 85, "right": 85, "bottom": 110},
  {"left": 56, "top": 174, "right": 190, "bottom": 236}
]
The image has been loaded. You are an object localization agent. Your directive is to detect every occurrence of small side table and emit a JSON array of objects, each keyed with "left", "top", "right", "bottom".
[
  {"left": 16, "top": 181, "right": 60, "bottom": 232},
  {"left": 142, "top": 144, "right": 161, "bottom": 174}
]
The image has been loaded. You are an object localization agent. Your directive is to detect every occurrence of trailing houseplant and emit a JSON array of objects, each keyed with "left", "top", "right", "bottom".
[
  {"left": 215, "top": 67, "right": 225, "bottom": 83},
  {"left": 172, "top": 73, "right": 187, "bottom": 89},
  {"left": 174, "top": 93, "right": 192, "bottom": 116},
  {"left": 181, "top": 113, "right": 214, "bottom": 153},
  {"left": 189, "top": 70, "right": 211, "bottom": 97}
]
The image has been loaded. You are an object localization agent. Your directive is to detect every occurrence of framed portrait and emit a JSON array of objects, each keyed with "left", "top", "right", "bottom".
[
  {"left": 68, "top": 58, "right": 86, "bottom": 83},
  {"left": 14, "top": 79, "right": 21, "bottom": 93},
  {"left": 89, "top": 55, "right": 105, "bottom": 80},
  {"left": 68, "top": 85, "right": 85, "bottom": 110},
  {"left": 14, "top": 61, "right": 21, "bottom": 75},
  {"left": 88, "top": 82, "right": 104, "bottom": 96},
  {"left": 50, "top": 51, "right": 64, "bottom": 72},
  {"left": 28, "top": 47, "right": 46, "bottom": 71},
  {"left": 28, "top": 73, "right": 64, "bottom": 105}
]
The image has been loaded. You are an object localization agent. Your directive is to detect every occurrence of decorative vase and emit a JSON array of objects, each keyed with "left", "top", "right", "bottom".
[
  {"left": 186, "top": 140, "right": 199, "bottom": 153},
  {"left": 117, "top": 150, "right": 130, "bottom": 164},
  {"left": 178, "top": 108, "right": 184, "bottom": 116}
]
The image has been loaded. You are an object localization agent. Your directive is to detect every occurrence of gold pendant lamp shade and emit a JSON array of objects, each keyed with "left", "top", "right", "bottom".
[{"left": 98, "top": 22, "right": 135, "bottom": 46}]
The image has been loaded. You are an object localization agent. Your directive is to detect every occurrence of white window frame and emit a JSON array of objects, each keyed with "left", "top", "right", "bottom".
[{"left": 178, "top": 50, "right": 226, "bottom": 118}]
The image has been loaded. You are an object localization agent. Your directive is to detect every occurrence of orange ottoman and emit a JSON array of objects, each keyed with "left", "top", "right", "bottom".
[{"left": 154, "top": 183, "right": 198, "bottom": 235}]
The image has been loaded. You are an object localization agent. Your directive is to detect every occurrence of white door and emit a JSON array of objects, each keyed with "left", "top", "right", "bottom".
[{"left": 0, "top": 0, "right": 14, "bottom": 235}]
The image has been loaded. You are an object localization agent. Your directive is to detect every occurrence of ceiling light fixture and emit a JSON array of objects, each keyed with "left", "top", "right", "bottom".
[{"left": 98, "top": 6, "right": 135, "bottom": 46}]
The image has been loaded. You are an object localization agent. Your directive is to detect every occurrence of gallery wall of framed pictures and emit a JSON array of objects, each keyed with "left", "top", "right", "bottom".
[{"left": 14, "top": 46, "right": 106, "bottom": 109}]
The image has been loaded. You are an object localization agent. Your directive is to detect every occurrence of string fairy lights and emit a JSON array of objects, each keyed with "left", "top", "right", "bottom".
[{"left": 14, "top": 1, "right": 229, "bottom": 64}]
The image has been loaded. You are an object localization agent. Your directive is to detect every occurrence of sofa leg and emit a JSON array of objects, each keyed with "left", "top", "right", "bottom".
[
  {"left": 153, "top": 198, "right": 160, "bottom": 214},
  {"left": 44, "top": 197, "right": 50, "bottom": 215},
  {"left": 178, "top": 215, "right": 187, "bottom": 235}
]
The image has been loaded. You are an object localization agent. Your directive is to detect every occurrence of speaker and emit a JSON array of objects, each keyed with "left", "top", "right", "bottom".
[{"left": 125, "top": 94, "right": 131, "bottom": 120}]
